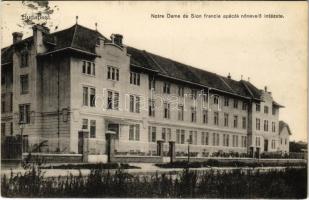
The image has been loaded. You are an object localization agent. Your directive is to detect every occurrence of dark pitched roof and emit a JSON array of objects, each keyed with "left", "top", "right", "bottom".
[
  {"left": 1, "top": 46, "right": 13, "bottom": 64},
  {"left": 1, "top": 24, "right": 273, "bottom": 101},
  {"left": 279, "top": 121, "right": 292, "bottom": 135}
]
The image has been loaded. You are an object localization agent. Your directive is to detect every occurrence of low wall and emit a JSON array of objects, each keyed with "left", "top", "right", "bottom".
[
  {"left": 112, "top": 155, "right": 164, "bottom": 163},
  {"left": 22, "top": 153, "right": 83, "bottom": 163},
  {"left": 175, "top": 157, "right": 307, "bottom": 164}
]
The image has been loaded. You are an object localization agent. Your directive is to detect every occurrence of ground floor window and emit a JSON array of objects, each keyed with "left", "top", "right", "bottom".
[
  {"left": 90, "top": 120, "right": 96, "bottom": 138},
  {"left": 129, "top": 124, "right": 140, "bottom": 141},
  {"left": 148, "top": 126, "right": 156, "bottom": 142}
]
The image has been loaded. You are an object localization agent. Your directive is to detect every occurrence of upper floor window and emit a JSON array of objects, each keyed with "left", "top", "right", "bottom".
[
  {"left": 163, "top": 102, "right": 170, "bottom": 119},
  {"left": 82, "top": 61, "right": 95, "bottom": 76},
  {"left": 256, "top": 104, "right": 261, "bottom": 112},
  {"left": 163, "top": 82, "right": 171, "bottom": 94},
  {"left": 130, "top": 72, "right": 140, "bottom": 86},
  {"left": 83, "top": 86, "right": 96, "bottom": 107},
  {"left": 191, "top": 106, "right": 197, "bottom": 122},
  {"left": 191, "top": 89, "right": 197, "bottom": 100},
  {"left": 264, "top": 120, "right": 269, "bottom": 131},
  {"left": 21, "top": 51, "right": 28, "bottom": 67},
  {"left": 242, "top": 117, "right": 247, "bottom": 129},
  {"left": 178, "top": 104, "right": 184, "bottom": 121},
  {"left": 107, "top": 66, "right": 119, "bottom": 81},
  {"left": 214, "top": 95, "right": 219, "bottom": 104},
  {"left": 212, "top": 133, "right": 220, "bottom": 146},
  {"left": 129, "top": 124, "right": 140, "bottom": 141},
  {"left": 214, "top": 111, "right": 219, "bottom": 125},
  {"left": 224, "top": 113, "right": 229, "bottom": 127},
  {"left": 233, "top": 99, "right": 238, "bottom": 109},
  {"left": 264, "top": 106, "right": 269, "bottom": 114},
  {"left": 19, "top": 104, "right": 30, "bottom": 124},
  {"left": 149, "top": 99, "right": 155, "bottom": 117},
  {"left": 242, "top": 102, "right": 247, "bottom": 111},
  {"left": 272, "top": 122, "right": 276, "bottom": 132},
  {"left": 107, "top": 90, "right": 119, "bottom": 110},
  {"left": 256, "top": 118, "right": 261, "bottom": 130},
  {"left": 149, "top": 76, "right": 156, "bottom": 90},
  {"left": 201, "top": 132, "right": 209, "bottom": 145},
  {"left": 203, "top": 109, "right": 208, "bottom": 124},
  {"left": 272, "top": 107, "right": 276, "bottom": 115},
  {"left": 233, "top": 115, "right": 238, "bottom": 128},
  {"left": 20, "top": 74, "right": 29, "bottom": 94},
  {"left": 129, "top": 95, "right": 140, "bottom": 113},
  {"left": 224, "top": 97, "right": 229, "bottom": 106},
  {"left": 178, "top": 86, "right": 184, "bottom": 97}
]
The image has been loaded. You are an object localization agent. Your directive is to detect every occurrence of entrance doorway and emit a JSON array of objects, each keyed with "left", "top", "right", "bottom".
[
  {"left": 264, "top": 139, "right": 268, "bottom": 152},
  {"left": 108, "top": 124, "right": 119, "bottom": 139}
]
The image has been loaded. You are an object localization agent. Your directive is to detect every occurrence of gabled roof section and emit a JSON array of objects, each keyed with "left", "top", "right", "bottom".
[{"left": 279, "top": 121, "right": 292, "bottom": 135}]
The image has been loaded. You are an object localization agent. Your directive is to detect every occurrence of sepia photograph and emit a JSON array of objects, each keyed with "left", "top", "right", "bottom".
[{"left": 0, "top": 1, "right": 308, "bottom": 198}]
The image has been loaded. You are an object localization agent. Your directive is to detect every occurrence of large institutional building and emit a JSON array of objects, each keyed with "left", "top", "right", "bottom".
[{"left": 1, "top": 23, "right": 290, "bottom": 157}]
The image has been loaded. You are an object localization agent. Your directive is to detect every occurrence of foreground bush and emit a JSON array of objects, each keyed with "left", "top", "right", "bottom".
[{"left": 1, "top": 167, "right": 307, "bottom": 198}]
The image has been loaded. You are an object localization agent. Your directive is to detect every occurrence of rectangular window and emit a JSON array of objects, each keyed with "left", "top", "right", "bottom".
[
  {"left": 233, "top": 99, "right": 238, "bottom": 109},
  {"left": 233, "top": 115, "right": 238, "bottom": 128},
  {"left": 214, "top": 95, "right": 219, "bottom": 104},
  {"left": 149, "top": 76, "right": 156, "bottom": 90},
  {"left": 83, "top": 86, "right": 95, "bottom": 107},
  {"left": 213, "top": 133, "right": 219, "bottom": 146},
  {"left": 129, "top": 95, "right": 140, "bottom": 113},
  {"left": 272, "top": 122, "right": 276, "bottom": 132},
  {"left": 224, "top": 97, "right": 229, "bottom": 106},
  {"left": 149, "top": 99, "right": 155, "bottom": 117},
  {"left": 256, "top": 104, "right": 260, "bottom": 112},
  {"left": 191, "top": 89, "right": 197, "bottom": 100},
  {"left": 21, "top": 51, "right": 28, "bottom": 67},
  {"left": 223, "top": 134, "right": 229, "bottom": 147},
  {"left": 82, "top": 119, "right": 88, "bottom": 129},
  {"left": 181, "top": 130, "right": 185, "bottom": 144},
  {"left": 256, "top": 118, "right": 260, "bottom": 130},
  {"left": 162, "top": 128, "right": 171, "bottom": 142},
  {"left": 242, "top": 117, "right": 247, "bottom": 129},
  {"left": 224, "top": 113, "right": 229, "bottom": 127},
  {"left": 272, "top": 107, "right": 276, "bottom": 115},
  {"left": 82, "top": 61, "right": 95, "bottom": 76},
  {"left": 242, "top": 102, "right": 247, "bottom": 111},
  {"left": 129, "top": 124, "right": 140, "bottom": 141},
  {"left": 189, "top": 131, "right": 193, "bottom": 144},
  {"left": 256, "top": 137, "right": 261, "bottom": 147},
  {"left": 232, "top": 135, "right": 239, "bottom": 147},
  {"left": 264, "top": 120, "right": 269, "bottom": 131},
  {"left": 90, "top": 120, "right": 96, "bottom": 138},
  {"left": 178, "top": 86, "right": 184, "bottom": 97},
  {"left": 19, "top": 104, "right": 30, "bottom": 124},
  {"left": 83, "top": 87, "right": 88, "bottom": 106},
  {"left": 163, "top": 82, "right": 171, "bottom": 94},
  {"left": 264, "top": 106, "right": 269, "bottom": 114},
  {"left": 10, "top": 122, "right": 13, "bottom": 136},
  {"left": 90, "top": 88, "right": 96, "bottom": 107},
  {"left": 191, "top": 106, "right": 197, "bottom": 122},
  {"left": 107, "top": 91, "right": 119, "bottom": 110},
  {"left": 20, "top": 74, "right": 29, "bottom": 94},
  {"left": 205, "top": 132, "right": 209, "bottom": 145},
  {"left": 203, "top": 110, "right": 208, "bottom": 124},
  {"left": 107, "top": 66, "right": 119, "bottom": 81},
  {"left": 176, "top": 129, "right": 180, "bottom": 144},
  {"left": 214, "top": 112, "right": 219, "bottom": 125},
  {"left": 178, "top": 105, "right": 184, "bottom": 121},
  {"left": 149, "top": 126, "right": 156, "bottom": 142},
  {"left": 163, "top": 102, "right": 170, "bottom": 119},
  {"left": 241, "top": 136, "right": 247, "bottom": 147},
  {"left": 130, "top": 72, "right": 141, "bottom": 86},
  {"left": 201, "top": 132, "right": 205, "bottom": 145}
]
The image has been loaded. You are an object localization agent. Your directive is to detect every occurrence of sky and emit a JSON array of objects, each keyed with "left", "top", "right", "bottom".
[{"left": 1, "top": 1, "right": 307, "bottom": 142}]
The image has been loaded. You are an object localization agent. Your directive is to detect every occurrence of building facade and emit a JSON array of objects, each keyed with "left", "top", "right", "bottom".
[{"left": 1, "top": 23, "right": 290, "bottom": 156}]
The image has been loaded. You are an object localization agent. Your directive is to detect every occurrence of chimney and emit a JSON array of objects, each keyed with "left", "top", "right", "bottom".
[
  {"left": 264, "top": 86, "right": 267, "bottom": 92},
  {"left": 111, "top": 34, "right": 123, "bottom": 47},
  {"left": 12, "top": 32, "right": 23, "bottom": 44},
  {"left": 32, "top": 24, "right": 50, "bottom": 54},
  {"left": 227, "top": 73, "right": 231, "bottom": 79}
]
